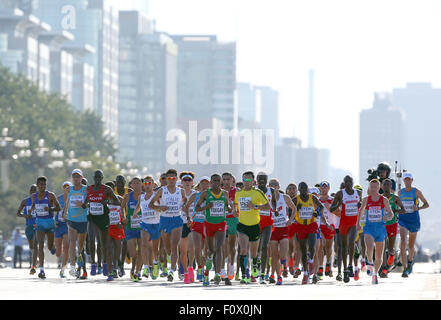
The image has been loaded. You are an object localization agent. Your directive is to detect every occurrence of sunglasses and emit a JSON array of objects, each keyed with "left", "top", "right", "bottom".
[
  {"left": 243, "top": 178, "right": 253, "bottom": 182},
  {"left": 182, "top": 178, "right": 193, "bottom": 182},
  {"left": 167, "top": 177, "right": 177, "bottom": 181},
  {"left": 144, "top": 181, "right": 153, "bottom": 185}
]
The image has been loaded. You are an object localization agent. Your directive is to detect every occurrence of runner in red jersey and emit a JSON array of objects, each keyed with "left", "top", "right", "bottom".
[
  {"left": 222, "top": 172, "right": 237, "bottom": 284},
  {"left": 330, "top": 175, "right": 361, "bottom": 283}
]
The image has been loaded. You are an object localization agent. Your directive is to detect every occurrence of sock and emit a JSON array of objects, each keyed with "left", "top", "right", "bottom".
[
  {"left": 40, "top": 267, "right": 44, "bottom": 272},
  {"left": 239, "top": 255, "right": 248, "bottom": 277},
  {"left": 252, "top": 257, "right": 258, "bottom": 269}
]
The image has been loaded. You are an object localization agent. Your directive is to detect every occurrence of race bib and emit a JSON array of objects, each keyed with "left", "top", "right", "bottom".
[
  {"left": 368, "top": 206, "right": 382, "bottom": 222},
  {"left": 27, "top": 206, "right": 36, "bottom": 218},
  {"left": 238, "top": 197, "right": 251, "bottom": 211},
  {"left": 402, "top": 200, "right": 415, "bottom": 213},
  {"left": 108, "top": 206, "right": 121, "bottom": 225},
  {"left": 57, "top": 212, "right": 65, "bottom": 222},
  {"left": 35, "top": 203, "right": 49, "bottom": 217},
  {"left": 70, "top": 194, "right": 84, "bottom": 208},
  {"left": 141, "top": 202, "right": 155, "bottom": 219},
  {"left": 89, "top": 202, "right": 104, "bottom": 216},
  {"left": 131, "top": 215, "right": 141, "bottom": 229},
  {"left": 164, "top": 199, "right": 180, "bottom": 216},
  {"left": 345, "top": 204, "right": 358, "bottom": 216},
  {"left": 273, "top": 215, "right": 287, "bottom": 227},
  {"left": 299, "top": 207, "right": 313, "bottom": 220},
  {"left": 210, "top": 200, "right": 225, "bottom": 217}
]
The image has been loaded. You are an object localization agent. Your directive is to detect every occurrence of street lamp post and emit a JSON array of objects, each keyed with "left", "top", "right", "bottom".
[{"left": 33, "top": 139, "right": 64, "bottom": 177}]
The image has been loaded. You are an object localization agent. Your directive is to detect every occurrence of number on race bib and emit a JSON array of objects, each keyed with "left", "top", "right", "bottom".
[
  {"left": 239, "top": 197, "right": 251, "bottom": 211},
  {"left": 89, "top": 202, "right": 104, "bottom": 215},
  {"left": 299, "top": 207, "right": 313, "bottom": 220},
  {"left": 210, "top": 200, "right": 225, "bottom": 217},
  {"left": 368, "top": 206, "right": 382, "bottom": 222},
  {"left": 345, "top": 204, "right": 358, "bottom": 216},
  {"left": 109, "top": 207, "right": 120, "bottom": 225},
  {"left": 35, "top": 204, "right": 48, "bottom": 217},
  {"left": 70, "top": 195, "right": 84, "bottom": 208},
  {"left": 402, "top": 200, "right": 414, "bottom": 213}
]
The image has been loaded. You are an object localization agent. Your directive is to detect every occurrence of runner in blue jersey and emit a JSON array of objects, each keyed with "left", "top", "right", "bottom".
[
  {"left": 16, "top": 184, "right": 38, "bottom": 275},
  {"left": 63, "top": 169, "right": 88, "bottom": 278},
  {"left": 398, "top": 172, "right": 429, "bottom": 277},
  {"left": 55, "top": 181, "right": 71, "bottom": 278},
  {"left": 30, "top": 176, "right": 61, "bottom": 279}
]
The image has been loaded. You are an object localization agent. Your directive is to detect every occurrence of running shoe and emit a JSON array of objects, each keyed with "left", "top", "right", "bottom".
[
  {"left": 329, "top": 270, "right": 333, "bottom": 277},
  {"left": 205, "top": 258, "right": 213, "bottom": 271},
  {"left": 317, "top": 267, "right": 324, "bottom": 280},
  {"left": 143, "top": 267, "right": 149, "bottom": 278},
  {"left": 203, "top": 272, "right": 210, "bottom": 287},
  {"left": 265, "top": 274, "right": 270, "bottom": 281},
  {"left": 50, "top": 248, "right": 56, "bottom": 255},
  {"left": 308, "top": 262, "right": 314, "bottom": 275},
  {"left": 111, "top": 270, "right": 118, "bottom": 279},
  {"left": 276, "top": 277, "right": 283, "bottom": 285},
  {"left": 59, "top": 270, "right": 66, "bottom": 278},
  {"left": 250, "top": 275, "right": 257, "bottom": 283},
  {"left": 77, "top": 255, "right": 83, "bottom": 268},
  {"left": 225, "top": 277, "right": 232, "bottom": 286},
  {"left": 235, "top": 273, "right": 241, "bottom": 281},
  {"left": 167, "top": 271, "right": 174, "bottom": 282},
  {"left": 252, "top": 266, "right": 259, "bottom": 278},
  {"left": 325, "top": 264, "right": 330, "bottom": 276},
  {"left": 178, "top": 271, "right": 184, "bottom": 281},
  {"left": 259, "top": 276, "right": 266, "bottom": 284},
  {"left": 184, "top": 273, "right": 190, "bottom": 284},
  {"left": 138, "top": 272, "right": 143, "bottom": 281},
  {"left": 220, "top": 269, "right": 227, "bottom": 280},
  {"left": 282, "top": 268, "right": 288, "bottom": 278},
  {"left": 80, "top": 271, "right": 87, "bottom": 280},
  {"left": 269, "top": 275, "right": 276, "bottom": 284},
  {"left": 367, "top": 263, "right": 374, "bottom": 276},
  {"left": 348, "top": 265, "right": 354, "bottom": 277},
  {"left": 402, "top": 269, "right": 409, "bottom": 278},
  {"left": 107, "top": 274, "right": 114, "bottom": 282},
  {"left": 197, "top": 268, "right": 204, "bottom": 282},
  {"left": 407, "top": 261, "right": 413, "bottom": 274},
  {"left": 343, "top": 270, "right": 350, "bottom": 283},
  {"left": 91, "top": 263, "right": 97, "bottom": 276},
  {"left": 372, "top": 275, "right": 378, "bottom": 285},
  {"left": 160, "top": 268, "right": 168, "bottom": 278},
  {"left": 360, "top": 259, "right": 366, "bottom": 272},
  {"left": 379, "top": 267, "right": 388, "bottom": 278},
  {"left": 103, "top": 263, "right": 109, "bottom": 277},
  {"left": 69, "top": 265, "right": 77, "bottom": 277},
  {"left": 336, "top": 273, "right": 342, "bottom": 281},
  {"left": 354, "top": 267, "right": 360, "bottom": 281},
  {"left": 312, "top": 275, "right": 318, "bottom": 284},
  {"left": 245, "top": 277, "right": 251, "bottom": 284},
  {"left": 294, "top": 268, "right": 301, "bottom": 278},
  {"left": 30, "top": 266, "right": 36, "bottom": 275},
  {"left": 131, "top": 273, "right": 139, "bottom": 282},
  {"left": 38, "top": 271, "right": 46, "bottom": 279},
  {"left": 301, "top": 274, "right": 309, "bottom": 285},
  {"left": 97, "top": 266, "right": 103, "bottom": 275},
  {"left": 227, "top": 265, "right": 234, "bottom": 281},
  {"left": 153, "top": 263, "right": 159, "bottom": 279},
  {"left": 387, "top": 253, "right": 395, "bottom": 266},
  {"left": 240, "top": 277, "right": 247, "bottom": 284},
  {"left": 188, "top": 267, "right": 195, "bottom": 283},
  {"left": 289, "top": 267, "right": 295, "bottom": 276},
  {"left": 214, "top": 273, "right": 221, "bottom": 285},
  {"left": 333, "top": 257, "right": 337, "bottom": 268},
  {"left": 118, "top": 265, "right": 125, "bottom": 278}
]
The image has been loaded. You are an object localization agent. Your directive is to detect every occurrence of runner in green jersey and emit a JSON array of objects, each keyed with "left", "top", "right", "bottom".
[{"left": 195, "top": 174, "right": 231, "bottom": 285}]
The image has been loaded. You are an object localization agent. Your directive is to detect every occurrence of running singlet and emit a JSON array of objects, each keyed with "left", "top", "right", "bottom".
[
  {"left": 272, "top": 194, "right": 288, "bottom": 228},
  {"left": 234, "top": 188, "right": 269, "bottom": 226},
  {"left": 25, "top": 197, "right": 36, "bottom": 226},
  {"left": 160, "top": 187, "right": 183, "bottom": 218},
  {"left": 295, "top": 194, "right": 316, "bottom": 225},
  {"left": 259, "top": 189, "right": 274, "bottom": 227},
  {"left": 33, "top": 191, "right": 52, "bottom": 219},
  {"left": 108, "top": 204, "right": 122, "bottom": 226},
  {"left": 56, "top": 194, "right": 66, "bottom": 224},
  {"left": 225, "top": 187, "right": 237, "bottom": 219},
  {"left": 67, "top": 185, "right": 88, "bottom": 222},
  {"left": 205, "top": 189, "right": 227, "bottom": 224},
  {"left": 140, "top": 192, "right": 160, "bottom": 224},
  {"left": 182, "top": 190, "right": 197, "bottom": 224},
  {"left": 400, "top": 188, "right": 419, "bottom": 215},
  {"left": 340, "top": 189, "right": 360, "bottom": 226},
  {"left": 365, "top": 195, "right": 386, "bottom": 226},
  {"left": 126, "top": 192, "right": 141, "bottom": 230},
  {"left": 320, "top": 197, "right": 335, "bottom": 226},
  {"left": 192, "top": 192, "right": 205, "bottom": 223},
  {"left": 386, "top": 194, "right": 398, "bottom": 225},
  {"left": 87, "top": 185, "right": 107, "bottom": 216}
]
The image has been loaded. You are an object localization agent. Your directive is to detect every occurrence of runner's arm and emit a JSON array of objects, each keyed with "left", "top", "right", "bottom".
[
  {"left": 330, "top": 191, "right": 342, "bottom": 213},
  {"left": 195, "top": 191, "right": 210, "bottom": 212},
  {"left": 121, "top": 193, "right": 130, "bottom": 217},
  {"left": 133, "top": 195, "right": 142, "bottom": 217},
  {"left": 383, "top": 196, "right": 394, "bottom": 221},
  {"left": 149, "top": 188, "right": 165, "bottom": 211},
  {"left": 415, "top": 188, "right": 429, "bottom": 210},
  {"left": 49, "top": 192, "right": 61, "bottom": 212},
  {"left": 394, "top": 197, "right": 406, "bottom": 214},
  {"left": 284, "top": 195, "right": 297, "bottom": 225},
  {"left": 106, "top": 186, "right": 121, "bottom": 206},
  {"left": 356, "top": 197, "right": 367, "bottom": 230},
  {"left": 16, "top": 199, "right": 27, "bottom": 218}
]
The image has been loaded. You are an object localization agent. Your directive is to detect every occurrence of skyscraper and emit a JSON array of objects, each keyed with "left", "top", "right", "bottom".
[{"left": 255, "top": 85, "right": 280, "bottom": 145}]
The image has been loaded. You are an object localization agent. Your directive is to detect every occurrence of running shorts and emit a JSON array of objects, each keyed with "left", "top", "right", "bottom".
[
  {"left": 159, "top": 216, "right": 183, "bottom": 234},
  {"left": 123, "top": 227, "right": 139, "bottom": 241},
  {"left": 25, "top": 225, "right": 36, "bottom": 241},
  {"left": 191, "top": 221, "right": 206, "bottom": 239},
  {"left": 339, "top": 223, "right": 356, "bottom": 236},
  {"left": 288, "top": 223, "right": 298, "bottom": 239},
  {"left": 140, "top": 222, "right": 161, "bottom": 241},
  {"left": 226, "top": 217, "right": 239, "bottom": 236},
  {"left": 237, "top": 223, "right": 260, "bottom": 242},
  {"left": 204, "top": 221, "right": 227, "bottom": 238},
  {"left": 182, "top": 223, "right": 191, "bottom": 239},
  {"left": 67, "top": 220, "right": 88, "bottom": 234},
  {"left": 320, "top": 224, "right": 336, "bottom": 240},
  {"left": 386, "top": 222, "right": 398, "bottom": 238},
  {"left": 36, "top": 218, "right": 55, "bottom": 233},
  {"left": 88, "top": 215, "right": 109, "bottom": 231},
  {"left": 296, "top": 222, "right": 318, "bottom": 241},
  {"left": 55, "top": 223, "right": 68, "bottom": 239},
  {"left": 398, "top": 214, "right": 420, "bottom": 233},
  {"left": 109, "top": 225, "right": 126, "bottom": 240},
  {"left": 363, "top": 224, "right": 387, "bottom": 242},
  {"left": 270, "top": 226, "right": 289, "bottom": 242}
]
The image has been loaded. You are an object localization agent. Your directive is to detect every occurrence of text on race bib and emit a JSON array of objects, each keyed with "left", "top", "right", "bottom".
[
  {"left": 345, "top": 204, "right": 358, "bottom": 216},
  {"left": 108, "top": 206, "right": 121, "bottom": 225},
  {"left": 299, "top": 207, "right": 313, "bottom": 220},
  {"left": 368, "top": 206, "right": 382, "bottom": 222},
  {"left": 238, "top": 197, "right": 251, "bottom": 211},
  {"left": 70, "top": 194, "right": 84, "bottom": 208},
  {"left": 402, "top": 200, "right": 415, "bottom": 213},
  {"left": 209, "top": 200, "right": 225, "bottom": 217},
  {"left": 27, "top": 206, "right": 36, "bottom": 218},
  {"left": 35, "top": 203, "right": 48, "bottom": 217},
  {"left": 89, "top": 202, "right": 104, "bottom": 215},
  {"left": 131, "top": 215, "right": 141, "bottom": 229}
]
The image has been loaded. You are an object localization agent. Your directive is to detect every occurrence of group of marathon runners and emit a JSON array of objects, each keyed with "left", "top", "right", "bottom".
[{"left": 15, "top": 162, "right": 429, "bottom": 286}]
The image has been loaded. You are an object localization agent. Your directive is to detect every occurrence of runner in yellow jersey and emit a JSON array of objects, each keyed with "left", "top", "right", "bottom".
[
  {"left": 115, "top": 175, "right": 132, "bottom": 277},
  {"left": 234, "top": 171, "right": 271, "bottom": 284}
]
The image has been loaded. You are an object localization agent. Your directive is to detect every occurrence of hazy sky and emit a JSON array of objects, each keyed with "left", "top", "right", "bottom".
[{"left": 111, "top": 0, "right": 441, "bottom": 181}]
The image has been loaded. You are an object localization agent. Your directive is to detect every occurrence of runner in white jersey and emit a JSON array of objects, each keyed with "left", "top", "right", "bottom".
[
  {"left": 134, "top": 175, "right": 161, "bottom": 280},
  {"left": 149, "top": 169, "right": 187, "bottom": 282},
  {"left": 179, "top": 171, "right": 197, "bottom": 284},
  {"left": 268, "top": 179, "right": 296, "bottom": 285}
]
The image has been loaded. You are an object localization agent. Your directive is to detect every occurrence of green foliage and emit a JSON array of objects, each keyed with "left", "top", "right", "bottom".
[{"left": 0, "top": 64, "right": 121, "bottom": 239}]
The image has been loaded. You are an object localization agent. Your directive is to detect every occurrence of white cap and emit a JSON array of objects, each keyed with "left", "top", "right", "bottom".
[
  {"left": 71, "top": 168, "right": 83, "bottom": 176},
  {"left": 403, "top": 172, "right": 413, "bottom": 180},
  {"left": 257, "top": 171, "right": 267, "bottom": 177},
  {"left": 62, "top": 181, "right": 72, "bottom": 187},
  {"left": 176, "top": 180, "right": 183, "bottom": 187},
  {"left": 309, "top": 187, "right": 320, "bottom": 195},
  {"left": 199, "top": 176, "right": 210, "bottom": 183}
]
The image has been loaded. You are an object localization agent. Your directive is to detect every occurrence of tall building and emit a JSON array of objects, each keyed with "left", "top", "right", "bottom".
[
  {"left": 256, "top": 85, "right": 280, "bottom": 145},
  {"left": 359, "top": 92, "right": 404, "bottom": 189},
  {"left": 118, "top": 11, "right": 177, "bottom": 174},
  {"left": 237, "top": 82, "right": 258, "bottom": 123},
  {"left": 34, "top": 0, "right": 120, "bottom": 140},
  {"left": 171, "top": 35, "right": 237, "bottom": 130}
]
